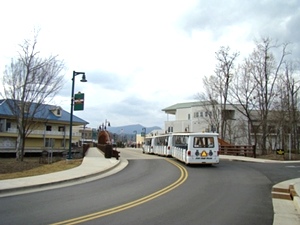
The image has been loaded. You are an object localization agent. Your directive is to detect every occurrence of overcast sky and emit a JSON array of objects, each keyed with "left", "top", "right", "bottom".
[{"left": 0, "top": 0, "right": 299, "bottom": 129}]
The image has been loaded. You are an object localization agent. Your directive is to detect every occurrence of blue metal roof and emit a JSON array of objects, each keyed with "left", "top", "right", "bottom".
[{"left": 0, "top": 99, "right": 88, "bottom": 125}]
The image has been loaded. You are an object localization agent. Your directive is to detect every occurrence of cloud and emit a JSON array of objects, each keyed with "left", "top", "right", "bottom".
[
  {"left": 182, "top": 0, "right": 300, "bottom": 43},
  {"left": 72, "top": 94, "right": 166, "bottom": 128},
  {"left": 85, "top": 71, "right": 132, "bottom": 91},
  {"left": 1, "top": 0, "right": 299, "bottom": 130}
]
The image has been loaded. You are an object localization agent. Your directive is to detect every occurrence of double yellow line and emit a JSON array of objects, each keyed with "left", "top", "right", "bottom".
[{"left": 51, "top": 159, "right": 188, "bottom": 225}]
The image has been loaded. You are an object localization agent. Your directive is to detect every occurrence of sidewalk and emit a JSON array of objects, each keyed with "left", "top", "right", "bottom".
[
  {"left": 0, "top": 149, "right": 299, "bottom": 224},
  {"left": 0, "top": 147, "right": 121, "bottom": 196}
]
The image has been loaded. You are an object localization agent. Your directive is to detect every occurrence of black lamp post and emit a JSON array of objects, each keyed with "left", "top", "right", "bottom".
[
  {"left": 68, "top": 71, "right": 87, "bottom": 160},
  {"left": 133, "top": 130, "right": 137, "bottom": 148},
  {"left": 142, "top": 127, "right": 146, "bottom": 136},
  {"left": 99, "top": 119, "right": 110, "bottom": 131},
  {"left": 142, "top": 127, "right": 146, "bottom": 143}
]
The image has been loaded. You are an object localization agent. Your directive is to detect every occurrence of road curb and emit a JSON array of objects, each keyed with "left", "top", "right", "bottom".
[
  {"left": 0, "top": 158, "right": 122, "bottom": 195},
  {"left": 272, "top": 179, "right": 300, "bottom": 225}
]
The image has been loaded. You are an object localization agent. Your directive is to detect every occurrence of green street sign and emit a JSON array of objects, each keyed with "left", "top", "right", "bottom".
[
  {"left": 92, "top": 128, "right": 97, "bottom": 139},
  {"left": 141, "top": 132, "right": 145, "bottom": 137},
  {"left": 74, "top": 92, "right": 84, "bottom": 111}
]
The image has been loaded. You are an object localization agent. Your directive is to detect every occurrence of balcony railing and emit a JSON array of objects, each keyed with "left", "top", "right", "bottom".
[{"left": 5, "top": 128, "right": 81, "bottom": 137}]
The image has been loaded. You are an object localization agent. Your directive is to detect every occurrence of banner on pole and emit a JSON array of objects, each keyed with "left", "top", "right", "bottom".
[{"left": 74, "top": 92, "right": 84, "bottom": 111}]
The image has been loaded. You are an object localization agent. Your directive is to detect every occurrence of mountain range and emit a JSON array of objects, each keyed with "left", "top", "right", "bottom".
[{"left": 106, "top": 124, "right": 162, "bottom": 135}]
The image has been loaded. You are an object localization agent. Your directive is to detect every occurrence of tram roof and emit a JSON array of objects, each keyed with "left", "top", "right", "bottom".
[
  {"left": 171, "top": 132, "right": 219, "bottom": 136},
  {"left": 146, "top": 132, "right": 219, "bottom": 137}
]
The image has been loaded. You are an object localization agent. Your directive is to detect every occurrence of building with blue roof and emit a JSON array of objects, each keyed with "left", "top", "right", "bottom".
[{"left": 0, "top": 99, "right": 89, "bottom": 154}]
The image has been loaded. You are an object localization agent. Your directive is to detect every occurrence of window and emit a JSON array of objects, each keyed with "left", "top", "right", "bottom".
[
  {"left": 200, "top": 112, "right": 203, "bottom": 117},
  {"left": 57, "top": 109, "right": 61, "bottom": 115},
  {"left": 173, "top": 135, "right": 188, "bottom": 150},
  {"left": 188, "top": 114, "right": 190, "bottom": 120},
  {"left": 6, "top": 121, "right": 11, "bottom": 131},
  {"left": 268, "top": 125, "right": 276, "bottom": 133},
  {"left": 222, "top": 109, "right": 235, "bottom": 120},
  {"left": 194, "top": 137, "right": 214, "bottom": 148},
  {"left": 0, "top": 119, "right": 4, "bottom": 132},
  {"left": 194, "top": 112, "right": 200, "bottom": 118},
  {"left": 157, "top": 137, "right": 168, "bottom": 146},
  {"left": 18, "top": 102, "right": 30, "bottom": 113},
  {"left": 45, "top": 138, "right": 55, "bottom": 147},
  {"left": 58, "top": 126, "right": 65, "bottom": 132},
  {"left": 283, "top": 125, "right": 291, "bottom": 133},
  {"left": 46, "top": 125, "right": 52, "bottom": 131},
  {"left": 251, "top": 125, "right": 260, "bottom": 133},
  {"left": 61, "top": 139, "right": 65, "bottom": 147}
]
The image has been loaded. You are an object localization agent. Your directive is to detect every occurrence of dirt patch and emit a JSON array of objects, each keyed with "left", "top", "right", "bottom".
[
  {"left": 0, "top": 158, "right": 41, "bottom": 174},
  {"left": 0, "top": 157, "right": 82, "bottom": 180},
  {"left": 257, "top": 153, "right": 300, "bottom": 161}
]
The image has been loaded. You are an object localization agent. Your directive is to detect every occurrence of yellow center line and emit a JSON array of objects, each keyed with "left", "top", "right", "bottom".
[{"left": 51, "top": 159, "right": 188, "bottom": 225}]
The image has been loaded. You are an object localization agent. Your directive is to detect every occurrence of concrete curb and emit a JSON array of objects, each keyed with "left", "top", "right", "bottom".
[
  {"left": 272, "top": 180, "right": 300, "bottom": 225},
  {"left": 220, "top": 155, "right": 295, "bottom": 163},
  {"left": 272, "top": 180, "right": 300, "bottom": 203},
  {"left": 0, "top": 147, "right": 121, "bottom": 195},
  {"left": 0, "top": 160, "right": 121, "bottom": 195}
]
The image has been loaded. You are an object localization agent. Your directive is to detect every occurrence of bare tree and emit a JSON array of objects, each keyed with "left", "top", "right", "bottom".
[
  {"left": 228, "top": 58, "right": 259, "bottom": 146},
  {"left": 195, "top": 76, "right": 220, "bottom": 134},
  {"left": 284, "top": 62, "right": 300, "bottom": 153},
  {"left": 196, "top": 47, "right": 239, "bottom": 141},
  {"left": 247, "top": 38, "right": 290, "bottom": 154},
  {"left": 274, "top": 61, "right": 300, "bottom": 153},
  {"left": 1, "top": 32, "right": 65, "bottom": 161},
  {"left": 214, "top": 46, "right": 239, "bottom": 140}
]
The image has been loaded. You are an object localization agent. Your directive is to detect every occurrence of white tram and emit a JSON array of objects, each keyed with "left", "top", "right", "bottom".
[
  {"left": 143, "top": 132, "right": 219, "bottom": 165},
  {"left": 142, "top": 136, "right": 154, "bottom": 154},
  {"left": 152, "top": 134, "right": 172, "bottom": 157},
  {"left": 171, "top": 132, "right": 219, "bottom": 165}
]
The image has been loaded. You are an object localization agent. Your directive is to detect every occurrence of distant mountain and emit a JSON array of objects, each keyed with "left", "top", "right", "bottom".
[{"left": 106, "top": 124, "right": 162, "bottom": 135}]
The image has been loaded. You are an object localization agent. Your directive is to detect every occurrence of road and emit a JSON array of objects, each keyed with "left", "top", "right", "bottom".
[{"left": 0, "top": 148, "right": 300, "bottom": 225}]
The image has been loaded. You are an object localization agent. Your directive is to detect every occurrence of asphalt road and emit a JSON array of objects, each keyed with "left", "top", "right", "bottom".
[{"left": 1, "top": 149, "right": 299, "bottom": 225}]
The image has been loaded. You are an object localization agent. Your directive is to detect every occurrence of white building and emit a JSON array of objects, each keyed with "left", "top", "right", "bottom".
[{"left": 162, "top": 101, "right": 249, "bottom": 145}]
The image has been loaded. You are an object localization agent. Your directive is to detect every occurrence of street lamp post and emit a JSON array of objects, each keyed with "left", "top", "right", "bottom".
[
  {"left": 142, "top": 127, "right": 146, "bottom": 144},
  {"left": 142, "top": 127, "right": 146, "bottom": 136},
  {"left": 99, "top": 119, "right": 110, "bottom": 131},
  {"left": 68, "top": 71, "right": 87, "bottom": 160},
  {"left": 133, "top": 130, "right": 137, "bottom": 148}
]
